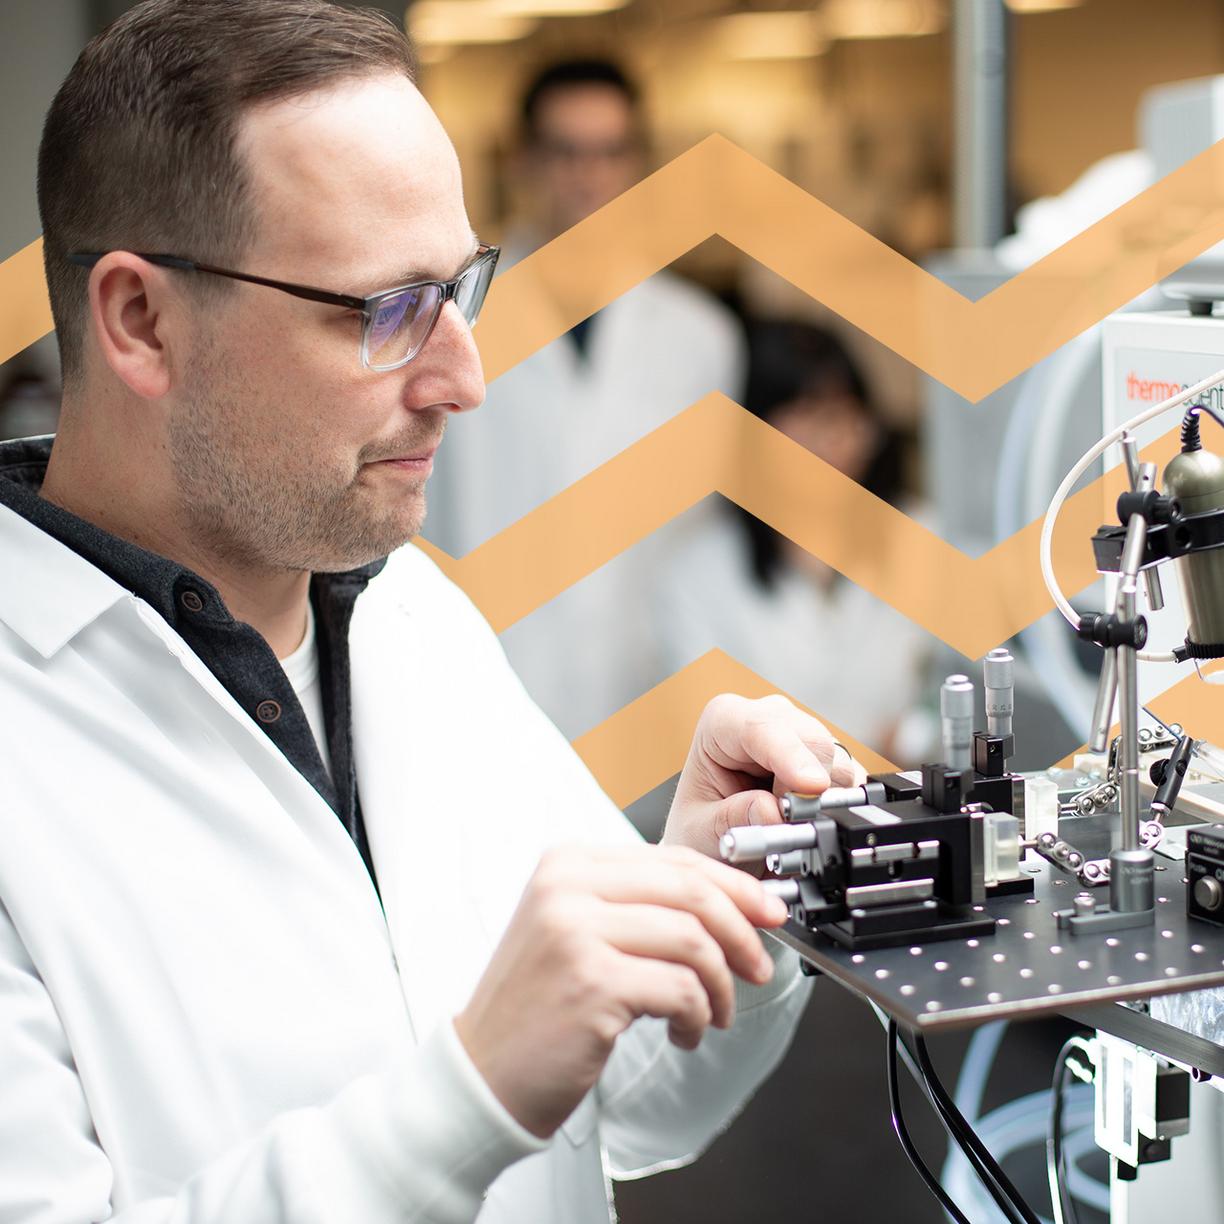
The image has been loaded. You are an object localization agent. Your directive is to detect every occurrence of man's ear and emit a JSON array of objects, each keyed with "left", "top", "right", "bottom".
[{"left": 86, "top": 252, "right": 176, "bottom": 399}]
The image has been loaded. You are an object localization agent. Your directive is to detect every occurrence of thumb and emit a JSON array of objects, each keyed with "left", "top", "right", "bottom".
[
  {"left": 773, "top": 732, "right": 832, "bottom": 796},
  {"left": 715, "top": 789, "right": 782, "bottom": 840}
]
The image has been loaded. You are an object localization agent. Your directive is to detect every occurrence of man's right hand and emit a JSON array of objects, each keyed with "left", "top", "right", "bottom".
[{"left": 452, "top": 843, "right": 790, "bottom": 1139}]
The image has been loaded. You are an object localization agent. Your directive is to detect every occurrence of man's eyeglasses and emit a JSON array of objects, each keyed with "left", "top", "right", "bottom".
[{"left": 66, "top": 244, "right": 500, "bottom": 372}]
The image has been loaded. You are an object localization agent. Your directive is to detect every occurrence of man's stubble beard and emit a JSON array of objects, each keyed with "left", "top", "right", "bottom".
[{"left": 168, "top": 346, "right": 437, "bottom": 575}]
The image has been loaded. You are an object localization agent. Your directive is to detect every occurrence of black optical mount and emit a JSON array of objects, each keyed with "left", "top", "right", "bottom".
[{"left": 1077, "top": 611, "right": 1148, "bottom": 652}]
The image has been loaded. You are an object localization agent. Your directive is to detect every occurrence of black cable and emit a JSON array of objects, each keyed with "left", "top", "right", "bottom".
[
  {"left": 1047, "top": 1039, "right": 1089, "bottom": 1224},
  {"left": 886, "top": 1019, "right": 973, "bottom": 1224},
  {"left": 912, "top": 1032, "right": 1037, "bottom": 1224},
  {"left": 1184, "top": 401, "right": 1224, "bottom": 447},
  {"left": 907, "top": 1032, "right": 1026, "bottom": 1224},
  {"left": 912, "top": 1032, "right": 1043, "bottom": 1224},
  {"left": 887, "top": 1020, "right": 1025, "bottom": 1224},
  {"left": 884, "top": 1011, "right": 1028, "bottom": 1224},
  {"left": 870, "top": 1001, "right": 927, "bottom": 1089}
]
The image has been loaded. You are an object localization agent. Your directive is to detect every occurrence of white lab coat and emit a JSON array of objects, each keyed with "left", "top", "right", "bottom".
[
  {"left": 426, "top": 267, "right": 746, "bottom": 738},
  {"left": 0, "top": 494, "right": 810, "bottom": 1224}
]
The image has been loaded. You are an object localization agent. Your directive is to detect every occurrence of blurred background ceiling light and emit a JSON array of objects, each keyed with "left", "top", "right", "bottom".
[
  {"left": 821, "top": 0, "right": 945, "bottom": 40},
  {"left": 491, "top": 0, "right": 631, "bottom": 14},
  {"left": 1004, "top": 0, "right": 1083, "bottom": 10},
  {"left": 715, "top": 11, "right": 828, "bottom": 61},
  {"left": 407, "top": 1, "right": 538, "bottom": 47}
]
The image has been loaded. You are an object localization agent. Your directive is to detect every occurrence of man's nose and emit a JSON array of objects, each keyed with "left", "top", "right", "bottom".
[{"left": 421, "top": 300, "right": 486, "bottom": 413}]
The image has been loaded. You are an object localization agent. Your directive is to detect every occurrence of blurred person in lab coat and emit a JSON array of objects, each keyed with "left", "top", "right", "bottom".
[
  {"left": 425, "top": 59, "right": 746, "bottom": 740},
  {"left": 656, "top": 321, "right": 933, "bottom": 763}
]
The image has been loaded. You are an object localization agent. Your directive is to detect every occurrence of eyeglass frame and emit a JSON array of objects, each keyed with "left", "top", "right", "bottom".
[{"left": 65, "top": 243, "right": 500, "bottom": 371}]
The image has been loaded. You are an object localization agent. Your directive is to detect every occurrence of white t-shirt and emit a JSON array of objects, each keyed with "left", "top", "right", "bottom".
[{"left": 280, "top": 598, "right": 332, "bottom": 778}]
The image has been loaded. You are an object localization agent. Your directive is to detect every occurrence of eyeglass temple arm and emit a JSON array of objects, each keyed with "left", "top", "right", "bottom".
[{"left": 66, "top": 251, "right": 367, "bottom": 311}]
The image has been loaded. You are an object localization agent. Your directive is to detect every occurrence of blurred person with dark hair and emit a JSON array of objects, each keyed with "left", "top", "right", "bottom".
[
  {"left": 519, "top": 58, "right": 644, "bottom": 243},
  {"left": 425, "top": 56, "right": 745, "bottom": 741},
  {"left": 656, "top": 322, "right": 931, "bottom": 762}
]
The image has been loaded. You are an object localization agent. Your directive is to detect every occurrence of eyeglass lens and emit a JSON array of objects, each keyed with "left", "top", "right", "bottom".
[
  {"left": 364, "top": 253, "right": 497, "bottom": 371},
  {"left": 367, "top": 285, "right": 437, "bottom": 367}
]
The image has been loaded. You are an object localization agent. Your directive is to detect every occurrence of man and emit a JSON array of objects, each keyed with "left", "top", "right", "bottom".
[
  {"left": 0, "top": 4, "right": 856, "bottom": 1221},
  {"left": 426, "top": 59, "right": 746, "bottom": 742}
]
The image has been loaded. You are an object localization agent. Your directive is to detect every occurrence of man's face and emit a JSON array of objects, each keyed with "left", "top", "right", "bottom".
[
  {"left": 167, "top": 73, "right": 484, "bottom": 574},
  {"left": 529, "top": 84, "right": 643, "bottom": 237}
]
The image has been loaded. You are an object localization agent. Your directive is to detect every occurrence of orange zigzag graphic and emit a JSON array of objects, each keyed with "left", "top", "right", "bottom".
[
  {"left": 570, "top": 649, "right": 898, "bottom": 810},
  {"left": 0, "top": 239, "right": 52, "bottom": 368},
  {"left": 575, "top": 651, "right": 1224, "bottom": 809},
  {"left": 9, "top": 130, "right": 1224, "bottom": 799},
  {"left": 415, "top": 392, "right": 1183, "bottom": 660},
  {"left": 7, "top": 134, "right": 1224, "bottom": 395},
  {"left": 471, "top": 133, "right": 1224, "bottom": 401}
]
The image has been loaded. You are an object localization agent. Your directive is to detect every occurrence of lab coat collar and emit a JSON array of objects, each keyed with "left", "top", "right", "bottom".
[
  {"left": 0, "top": 434, "right": 225, "bottom": 633},
  {"left": 0, "top": 433, "right": 389, "bottom": 658},
  {"left": 0, "top": 434, "right": 143, "bottom": 656},
  {"left": 0, "top": 497, "right": 127, "bottom": 658}
]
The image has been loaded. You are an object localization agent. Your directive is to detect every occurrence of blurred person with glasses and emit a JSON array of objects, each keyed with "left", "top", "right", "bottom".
[
  {"left": 0, "top": 5, "right": 845, "bottom": 1224},
  {"left": 425, "top": 59, "right": 747, "bottom": 746}
]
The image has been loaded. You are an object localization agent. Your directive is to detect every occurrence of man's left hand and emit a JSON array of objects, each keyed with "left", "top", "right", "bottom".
[{"left": 662, "top": 694, "right": 866, "bottom": 864}]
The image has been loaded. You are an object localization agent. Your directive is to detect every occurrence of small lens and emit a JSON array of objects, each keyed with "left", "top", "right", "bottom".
[{"left": 367, "top": 284, "right": 437, "bottom": 368}]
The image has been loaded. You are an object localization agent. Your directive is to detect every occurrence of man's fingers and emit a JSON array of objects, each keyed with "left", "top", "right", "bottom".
[
  {"left": 600, "top": 904, "right": 736, "bottom": 1028},
  {"left": 794, "top": 720, "right": 866, "bottom": 788},
  {"left": 538, "top": 847, "right": 779, "bottom": 980},
  {"left": 740, "top": 717, "right": 838, "bottom": 796},
  {"left": 733, "top": 701, "right": 867, "bottom": 793},
  {"left": 700, "top": 695, "right": 833, "bottom": 796},
  {"left": 825, "top": 740, "right": 867, "bottom": 788},
  {"left": 713, "top": 788, "right": 782, "bottom": 839},
  {"left": 612, "top": 953, "right": 713, "bottom": 1050},
  {"left": 628, "top": 845, "right": 789, "bottom": 950}
]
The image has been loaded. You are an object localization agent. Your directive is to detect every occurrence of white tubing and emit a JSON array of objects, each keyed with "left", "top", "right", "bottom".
[
  {"left": 954, "top": 1020, "right": 1007, "bottom": 1125},
  {"left": 1039, "top": 364, "right": 1224, "bottom": 663},
  {"left": 942, "top": 1090, "right": 1101, "bottom": 1224}
]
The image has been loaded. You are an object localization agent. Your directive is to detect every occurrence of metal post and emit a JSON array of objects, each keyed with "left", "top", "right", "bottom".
[
  {"left": 1110, "top": 511, "right": 1155, "bottom": 917},
  {"left": 1121, "top": 436, "right": 1165, "bottom": 612},
  {"left": 1116, "top": 620, "right": 1140, "bottom": 852},
  {"left": 1089, "top": 649, "right": 1117, "bottom": 754},
  {"left": 1115, "top": 513, "right": 1147, "bottom": 850},
  {"left": 953, "top": 0, "right": 1009, "bottom": 248}
]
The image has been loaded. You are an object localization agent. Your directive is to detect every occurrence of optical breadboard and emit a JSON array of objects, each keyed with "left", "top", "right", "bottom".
[{"left": 770, "top": 858, "right": 1224, "bottom": 1032}]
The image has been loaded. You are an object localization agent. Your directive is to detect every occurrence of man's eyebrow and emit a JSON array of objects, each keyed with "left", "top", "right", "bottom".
[{"left": 371, "top": 234, "right": 482, "bottom": 293}]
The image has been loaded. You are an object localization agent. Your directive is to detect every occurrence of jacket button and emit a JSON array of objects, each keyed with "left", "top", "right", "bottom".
[
  {"left": 256, "top": 700, "right": 282, "bottom": 723},
  {"left": 180, "top": 589, "right": 204, "bottom": 613}
]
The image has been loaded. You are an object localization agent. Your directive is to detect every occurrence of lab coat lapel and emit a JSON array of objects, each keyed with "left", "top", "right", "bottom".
[
  {"left": 119, "top": 599, "right": 388, "bottom": 900},
  {"left": 348, "top": 577, "right": 492, "bottom": 1040}
]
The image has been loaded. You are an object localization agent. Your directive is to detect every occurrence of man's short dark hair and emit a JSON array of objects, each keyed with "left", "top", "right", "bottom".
[
  {"left": 520, "top": 58, "right": 640, "bottom": 144},
  {"left": 38, "top": 0, "right": 417, "bottom": 384}
]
